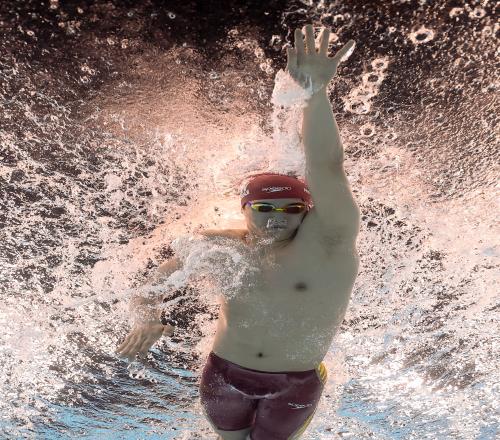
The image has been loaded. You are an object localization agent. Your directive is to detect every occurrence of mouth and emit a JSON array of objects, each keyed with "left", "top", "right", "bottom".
[
  {"left": 266, "top": 227, "right": 287, "bottom": 234},
  {"left": 266, "top": 219, "right": 288, "bottom": 230}
]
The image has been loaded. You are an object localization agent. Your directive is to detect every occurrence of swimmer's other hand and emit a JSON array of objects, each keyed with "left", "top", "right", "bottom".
[{"left": 115, "top": 322, "right": 175, "bottom": 362}]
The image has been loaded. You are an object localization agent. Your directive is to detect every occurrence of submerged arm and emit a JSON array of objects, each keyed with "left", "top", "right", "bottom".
[
  {"left": 129, "top": 256, "right": 183, "bottom": 322},
  {"left": 116, "top": 256, "right": 183, "bottom": 361}
]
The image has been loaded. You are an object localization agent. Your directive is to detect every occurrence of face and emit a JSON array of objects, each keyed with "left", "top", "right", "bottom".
[{"left": 241, "top": 198, "right": 309, "bottom": 242}]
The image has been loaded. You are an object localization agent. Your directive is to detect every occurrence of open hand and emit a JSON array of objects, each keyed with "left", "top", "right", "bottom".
[
  {"left": 286, "top": 24, "right": 355, "bottom": 93},
  {"left": 116, "top": 322, "right": 175, "bottom": 362}
]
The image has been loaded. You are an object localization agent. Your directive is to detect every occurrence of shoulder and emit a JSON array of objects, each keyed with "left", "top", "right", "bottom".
[
  {"left": 198, "top": 229, "right": 248, "bottom": 242},
  {"left": 156, "top": 256, "right": 182, "bottom": 276}
]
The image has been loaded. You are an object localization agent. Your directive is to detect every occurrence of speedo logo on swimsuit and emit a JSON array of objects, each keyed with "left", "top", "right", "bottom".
[
  {"left": 303, "top": 188, "right": 310, "bottom": 194},
  {"left": 261, "top": 186, "right": 292, "bottom": 193}
]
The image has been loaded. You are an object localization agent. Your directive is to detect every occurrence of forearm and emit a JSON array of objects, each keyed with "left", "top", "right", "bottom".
[
  {"left": 129, "top": 257, "right": 182, "bottom": 316},
  {"left": 128, "top": 292, "right": 176, "bottom": 337},
  {"left": 129, "top": 291, "right": 162, "bottom": 322},
  {"left": 129, "top": 280, "right": 168, "bottom": 322},
  {"left": 302, "top": 87, "right": 344, "bottom": 168}
]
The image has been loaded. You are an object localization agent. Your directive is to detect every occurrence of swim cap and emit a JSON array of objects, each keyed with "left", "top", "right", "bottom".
[{"left": 240, "top": 173, "right": 313, "bottom": 209}]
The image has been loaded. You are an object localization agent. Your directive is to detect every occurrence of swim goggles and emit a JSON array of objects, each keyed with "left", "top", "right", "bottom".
[{"left": 244, "top": 201, "right": 308, "bottom": 214}]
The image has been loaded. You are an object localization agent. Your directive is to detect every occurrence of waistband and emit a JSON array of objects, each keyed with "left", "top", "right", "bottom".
[{"left": 208, "top": 351, "right": 317, "bottom": 375}]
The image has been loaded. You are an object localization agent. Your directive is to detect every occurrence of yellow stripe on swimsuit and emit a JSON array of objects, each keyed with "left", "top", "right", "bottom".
[
  {"left": 316, "top": 362, "right": 328, "bottom": 385},
  {"left": 288, "top": 362, "right": 328, "bottom": 439}
]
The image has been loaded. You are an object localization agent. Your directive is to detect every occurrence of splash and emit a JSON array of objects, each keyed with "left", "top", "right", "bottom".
[{"left": 0, "top": 0, "right": 498, "bottom": 439}]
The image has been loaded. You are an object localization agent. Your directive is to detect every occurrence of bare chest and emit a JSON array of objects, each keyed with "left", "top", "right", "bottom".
[
  {"left": 224, "top": 238, "right": 359, "bottom": 323},
  {"left": 209, "top": 228, "right": 359, "bottom": 370}
]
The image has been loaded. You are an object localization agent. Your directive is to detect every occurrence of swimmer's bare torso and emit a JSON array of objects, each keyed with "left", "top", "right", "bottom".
[{"left": 200, "top": 211, "right": 359, "bottom": 372}]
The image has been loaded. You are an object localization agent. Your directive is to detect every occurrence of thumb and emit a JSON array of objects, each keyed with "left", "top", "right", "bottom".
[
  {"left": 332, "top": 39, "right": 356, "bottom": 63},
  {"left": 163, "top": 324, "right": 175, "bottom": 336}
]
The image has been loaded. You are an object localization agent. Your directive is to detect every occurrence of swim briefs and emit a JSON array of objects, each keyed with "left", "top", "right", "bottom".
[{"left": 199, "top": 351, "right": 328, "bottom": 440}]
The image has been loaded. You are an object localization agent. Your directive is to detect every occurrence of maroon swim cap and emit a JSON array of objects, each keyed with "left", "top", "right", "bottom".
[{"left": 240, "top": 173, "right": 313, "bottom": 208}]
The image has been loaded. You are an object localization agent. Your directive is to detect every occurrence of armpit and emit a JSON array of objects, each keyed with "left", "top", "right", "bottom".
[{"left": 318, "top": 233, "right": 343, "bottom": 256}]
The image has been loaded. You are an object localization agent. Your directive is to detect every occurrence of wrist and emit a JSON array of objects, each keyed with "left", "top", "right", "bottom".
[{"left": 304, "top": 86, "right": 329, "bottom": 107}]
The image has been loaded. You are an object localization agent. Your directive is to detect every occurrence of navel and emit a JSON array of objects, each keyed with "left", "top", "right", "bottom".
[{"left": 294, "top": 281, "right": 307, "bottom": 291}]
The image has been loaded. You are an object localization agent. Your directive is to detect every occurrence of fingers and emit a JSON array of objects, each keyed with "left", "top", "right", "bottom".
[
  {"left": 304, "top": 24, "right": 316, "bottom": 55},
  {"left": 138, "top": 335, "right": 157, "bottom": 358},
  {"left": 286, "top": 47, "right": 297, "bottom": 71},
  {"left": 292, "top": 24, "right": 355, "bottom": 64},
  {"left": 116, "top": 332, "right": 134, "bottom": 354},
  {"left": 294, "top": 28, "right": 305, "bottom": 58},
  {"left": 318, "top": 28, "right": 330, "bottom": 56},
  {"left": 332, "top": 39, "right": 356, "bottom": 63},
  {"left": 116, "top": 323, "right": 167, "bottom": 363},
  {"left": 116, "top": 332, "right": 141, "bottom": 361}
]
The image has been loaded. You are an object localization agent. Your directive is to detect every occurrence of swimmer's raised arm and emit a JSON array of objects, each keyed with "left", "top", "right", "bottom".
[
  {"left": 116, "top": 256, "right": 183, "bottom": 362},
  {"left": 288, "top": 25, "right": 360, "bottom": 242}
]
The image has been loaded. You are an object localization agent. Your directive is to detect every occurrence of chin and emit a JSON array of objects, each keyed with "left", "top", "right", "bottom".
[{"left": 267, "top": 228, "right": 293, "bottom": 238}]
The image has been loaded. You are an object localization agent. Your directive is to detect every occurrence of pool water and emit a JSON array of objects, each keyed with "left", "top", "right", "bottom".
[{"left": 0, "top": 1, "right": 498, "bottom": 439}]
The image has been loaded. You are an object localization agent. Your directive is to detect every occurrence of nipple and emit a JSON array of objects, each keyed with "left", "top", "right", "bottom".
[{"left": 295, "top": 282, "right": 307, "bottom": 291}]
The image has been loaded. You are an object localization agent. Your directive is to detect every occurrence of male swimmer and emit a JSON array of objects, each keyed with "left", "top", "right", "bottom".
[{"left": 117, "top": 24, "right": 360, "bottom": 440}]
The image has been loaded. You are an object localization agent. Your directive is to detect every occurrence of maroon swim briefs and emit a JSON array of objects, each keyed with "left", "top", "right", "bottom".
[{"left": 199, "top": 351, "right": 328, "bottom": 440}]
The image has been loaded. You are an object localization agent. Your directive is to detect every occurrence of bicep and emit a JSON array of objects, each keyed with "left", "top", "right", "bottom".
[
  {"left": 133, "top": 257, "right": 182, "bottom": 303},
  {"left": 156, "top": 256, "right": 182, "bottom": 278},
  {"left": 306, "top": 167, "right": 360, "bottom": 242}
]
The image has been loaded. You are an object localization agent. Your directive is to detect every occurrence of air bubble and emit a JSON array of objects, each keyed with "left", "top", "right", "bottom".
[
  {"left": 344, "top": 99, "right": 371, "bottom": 114},
  {"left": 481, "top": 26, "right": 492, "bottom": 37},
  {"left": 269, "top": 35, "right": 282, "bottom": 48},
  {"left": 254, "top": 47, "right": 265, "bottom": 59},
  {"left": 449, "top": 7, "right": 463, "bottom": 18},
  {"left": 259, "top": 61, "right": 274, "bottom": 75},
  {"left": 363, "top": 72, "right": 382, "bottom": 85},
  {"left": 469, "top": 8, "right": 486, "bottom": 19},
  {"left": 371, "top": 58, "right": 389, "bottom": 71},
  {"left": 408, "top": 26, "right": 435, "bottom": 45},
  {"left": 209, "top": 71, "right": 219, "bottom": 80},
  {"left": 168, "top": 12, "right": 176, "bottom": 19},
  {"left": 360, "top": 124, "right": 375, "bottom": 137}
]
